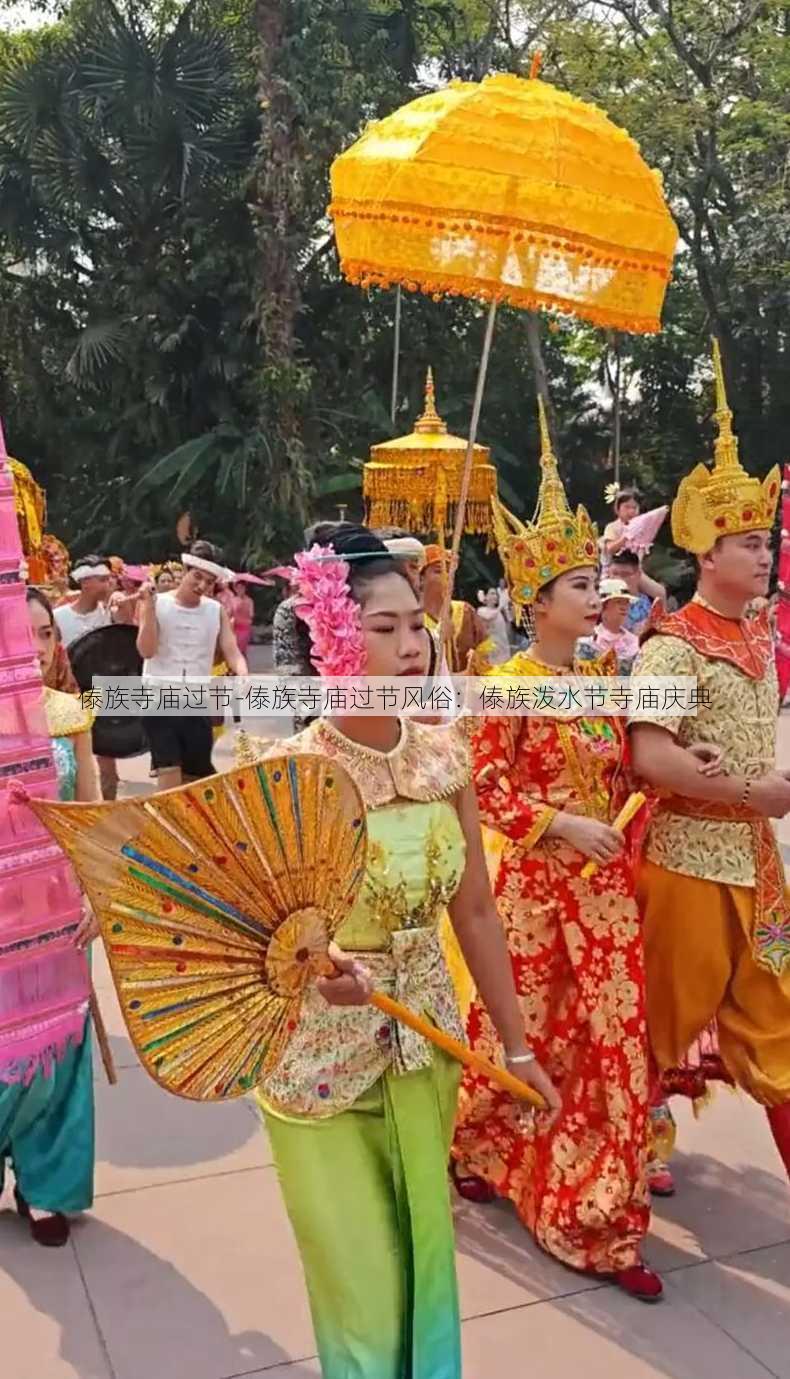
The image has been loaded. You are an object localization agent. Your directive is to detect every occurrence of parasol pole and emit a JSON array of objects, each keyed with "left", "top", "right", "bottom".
[
  {"left": 437, "top": 298, "right": 498, "bottom": 660},
  {"left": 390, "top": 286, "right": 402, "bottom": 426},
  {"left": 611, "top": 332, "right": 622, "bottom": 490}
]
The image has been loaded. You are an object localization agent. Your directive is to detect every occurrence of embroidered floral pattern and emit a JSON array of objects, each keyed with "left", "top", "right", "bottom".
[
  {"left": 634, "top": 632, "right": 778, "bottom": 886},
  {"left": 239, "top": 719, "right": 471, "bottom": 1116},
  {"left": 237, "top": 716, "right": 472, "bottom": 810},
  {"left": 453, "top": 696, "right": 650, "bottom": 1274}
]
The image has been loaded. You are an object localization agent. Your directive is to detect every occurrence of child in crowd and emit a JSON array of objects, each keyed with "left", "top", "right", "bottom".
[{"left": 593, "top": 577, "right": 640, "bottom": 672}]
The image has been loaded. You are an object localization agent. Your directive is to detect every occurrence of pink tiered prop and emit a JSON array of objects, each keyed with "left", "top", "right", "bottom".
[
  {"left": 620, "top": 505, "right": 668, "bottom": 556},
  {"left": 0, "top": 421, "right": 89, "bottom": 1083},
  {"left": 777, "top": 466, "right": 790, "bottom": 706}
]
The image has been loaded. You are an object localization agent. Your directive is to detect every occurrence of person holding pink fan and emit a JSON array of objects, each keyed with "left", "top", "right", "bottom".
[
  {"left": 230, "top": 579, "right": 255, "bottom": 656},
  {"left": 0, "top": 454, "right": 100, "bottom": 1248}
]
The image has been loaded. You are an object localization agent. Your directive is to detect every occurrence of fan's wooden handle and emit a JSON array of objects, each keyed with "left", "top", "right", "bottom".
[
  {"left": 370, "top": 991, "right": 545, "bottom": 1109},
  {"left": 90, "top": 986, "right": 118, "bottom": 1086}
]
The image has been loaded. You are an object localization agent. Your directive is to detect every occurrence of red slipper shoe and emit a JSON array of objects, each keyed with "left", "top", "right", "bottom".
[
  {"left": 647, "top": 1158, "right": 676, "bottom": 1198},
  {"left": 614, "top": 1263, "right": 663, "bottom": 1302},
  {"left": 14, "top": 1189, "right": 70, "bottom": 1247},
  {"left": 449, "top": 1162, "right": 496, "bottom": 1205}
]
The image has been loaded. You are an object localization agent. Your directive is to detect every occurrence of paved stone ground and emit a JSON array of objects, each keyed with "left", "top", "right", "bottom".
[{"left": 2, "top": 655, "right": 788, "bottom": 1379}]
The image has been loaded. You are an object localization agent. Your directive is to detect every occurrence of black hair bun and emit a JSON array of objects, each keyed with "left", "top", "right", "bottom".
[{"left": 326, "top": 524, "right": 391, "bottom": 563}]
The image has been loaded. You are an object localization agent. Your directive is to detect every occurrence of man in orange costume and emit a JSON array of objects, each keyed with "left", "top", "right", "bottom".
[{"left": 631, "top": 343, "right": 790, "bottom": 1184}]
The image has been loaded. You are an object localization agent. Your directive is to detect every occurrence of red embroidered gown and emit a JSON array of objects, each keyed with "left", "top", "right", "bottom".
[{"left": 453, "top": 656, "right": 651, "bottom": 1274}]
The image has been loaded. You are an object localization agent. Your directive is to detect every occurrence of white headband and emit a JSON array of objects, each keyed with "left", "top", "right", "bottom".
[
  {"left": 183, "top": 553, "right": 227, "bottom": 580},
  {"left": 72, "top": 563, "right": 110, "bottom": 581},
  {"left": 384, "top": 537, "right": 426, "bottom": 566}
]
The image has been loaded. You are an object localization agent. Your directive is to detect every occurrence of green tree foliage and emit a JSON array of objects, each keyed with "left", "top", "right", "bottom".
[{"left": 0, "top": 0, "right": 786, "bottom": 584}]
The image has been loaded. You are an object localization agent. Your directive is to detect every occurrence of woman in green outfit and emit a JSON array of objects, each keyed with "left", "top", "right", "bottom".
[{"left": 240, "top": 525, "right": 559, "bottom": 1379}]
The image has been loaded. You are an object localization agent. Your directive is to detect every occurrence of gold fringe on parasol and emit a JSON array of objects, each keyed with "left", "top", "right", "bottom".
[
  {"left": 329, "top": 56, "right": 678, "bottom": 657},
  {"left": 9, "top": 458, "right": 47, "bottom": 559},
  {"left": 330, "top": 70, "right": 678, "bottom": 336}
]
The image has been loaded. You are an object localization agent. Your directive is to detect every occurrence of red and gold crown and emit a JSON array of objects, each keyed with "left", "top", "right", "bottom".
[
  {"left": 492, "top": 398, "right": 598, "bottom": 620},
  {"left": 671, "top": 340, "right": 780, "bottom": 554}
]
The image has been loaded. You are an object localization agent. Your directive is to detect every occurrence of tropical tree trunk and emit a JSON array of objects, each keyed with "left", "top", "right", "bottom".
[{"left": 252, "top": 0, "right": 311, "bottom": 528}]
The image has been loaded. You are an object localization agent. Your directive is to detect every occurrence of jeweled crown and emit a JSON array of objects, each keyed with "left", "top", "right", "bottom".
[
  {"left": 671, "top": 339, "right": 780, "bottom": 554},
  {"left": 492, "top": 398, "right": 598, "bottom": 620}
]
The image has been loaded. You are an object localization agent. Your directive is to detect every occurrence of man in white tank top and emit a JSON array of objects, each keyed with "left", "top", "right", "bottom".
[
  {"left": 53, "top": 554, "right": 120, "bottom": 797},
  {"left": 137, "top": 542, "right": 248, "bottom": 788}
]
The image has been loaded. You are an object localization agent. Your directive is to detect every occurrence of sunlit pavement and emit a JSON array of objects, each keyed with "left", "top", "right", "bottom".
[{"left": 2, "top": 657, "right": 788, "bottom": 1379}]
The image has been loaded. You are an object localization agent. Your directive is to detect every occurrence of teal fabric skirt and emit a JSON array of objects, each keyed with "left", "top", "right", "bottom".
[{"left": 0, "top": 1025, "right": 94, "bottom": 1213}]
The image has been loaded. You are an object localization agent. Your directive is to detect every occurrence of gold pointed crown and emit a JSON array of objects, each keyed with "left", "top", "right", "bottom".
[
  {"left": 671, "top": 339, "right": 780, "bottom": 554},
  {"left": 492, "top": 398, "right": 598, "bottom": 620}
]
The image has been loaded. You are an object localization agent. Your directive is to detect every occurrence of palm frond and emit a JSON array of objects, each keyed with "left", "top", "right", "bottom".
[
  {"left": 65, "top": 318, "right": 129, "bottom": 385},
  {"left": 0, "top": 57, "right": 69, "bottom": 153}
]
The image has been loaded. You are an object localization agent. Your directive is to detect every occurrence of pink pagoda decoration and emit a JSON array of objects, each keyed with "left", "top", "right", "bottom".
[{"left": 777, "top": 465, "right": 790, "bottom": 707}]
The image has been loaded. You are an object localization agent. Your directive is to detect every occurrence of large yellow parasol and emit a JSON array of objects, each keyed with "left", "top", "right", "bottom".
[
  {"left": 329, "top": 62, "right": 677, "bottom": 644},
  {"left": 364, "top": 368, "right": 496, "bottom": 539},
  {"left": 330, "top": 70, "right": 676, "bottom": 335}
]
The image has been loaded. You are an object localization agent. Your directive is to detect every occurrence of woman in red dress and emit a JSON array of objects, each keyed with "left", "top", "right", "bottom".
[
  {"left": 452, "top": 404, "right": 661, "bottom": 1302},
  {"left": 230, "top": 580, "right": 254, "bottom": 656}
]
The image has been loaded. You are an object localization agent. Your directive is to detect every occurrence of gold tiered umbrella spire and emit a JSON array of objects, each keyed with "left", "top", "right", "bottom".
[{"left": 364, "top": 369, "right": 497, "bottom": 537}]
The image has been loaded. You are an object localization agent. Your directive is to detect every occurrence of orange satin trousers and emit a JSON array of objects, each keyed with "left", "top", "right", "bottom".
[{"left": 638, "top": 860, "right": 790, "bottom": 1106}]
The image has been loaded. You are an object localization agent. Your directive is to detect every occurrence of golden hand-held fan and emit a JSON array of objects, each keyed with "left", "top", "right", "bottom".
[{"left": 25, "top": 757, "right": 541, "bottom": 1106}]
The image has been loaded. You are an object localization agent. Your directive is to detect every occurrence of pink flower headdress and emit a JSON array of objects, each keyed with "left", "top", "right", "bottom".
[{"left": 270, "top": 544, "right": 366, "bottom": 677}]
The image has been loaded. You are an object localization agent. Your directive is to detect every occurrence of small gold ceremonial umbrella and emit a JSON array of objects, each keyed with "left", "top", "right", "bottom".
[
  {"left": 9, "top": 457, "right": 47, "bottom": 581},
  {"left": 329, "top": 59, "right": 678, "bottom": 646},
  {"left": 364, "top": 369, "right": 496, "bottom": 539}
]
